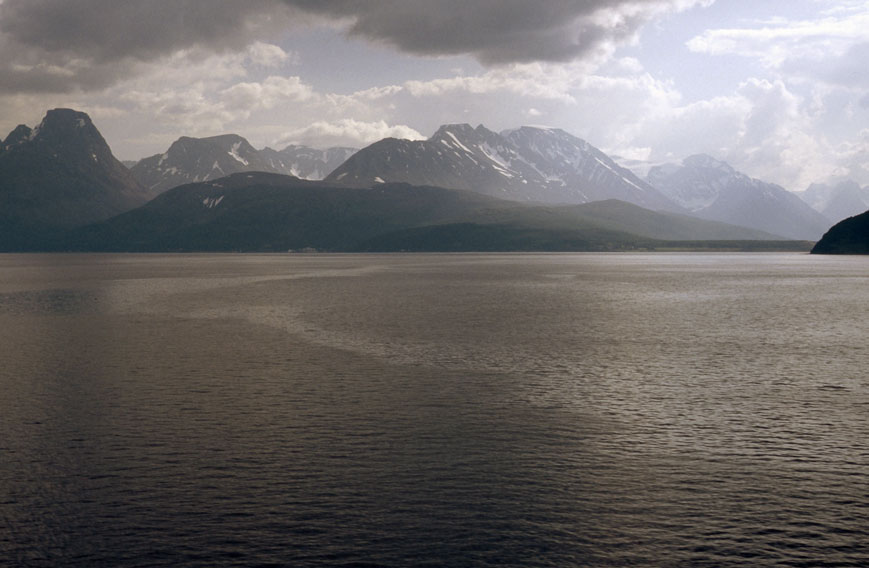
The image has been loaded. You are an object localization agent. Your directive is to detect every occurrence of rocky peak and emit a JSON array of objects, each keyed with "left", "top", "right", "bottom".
[
  {"left": 2, "top": 124, "right": 33, "bottom": 150},
  {"left": 6, "top": 108, "right": 116, "bottom": 166}
]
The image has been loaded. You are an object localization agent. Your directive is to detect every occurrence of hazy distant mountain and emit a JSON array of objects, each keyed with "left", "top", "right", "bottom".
[
  {"left": 130, "top": 135, "right": 357, "bottom": 194},
  {"left": 797, "top": 180, "right": 869, "bottom": 224},
  {"left": 325, "top": 124, "right": 681, "bottom": 212},
  {"left": 0, "top": 108, "right": 152, "bottom": 250},
  {"left": 811, "top": 209, "right": 869, "bottom": 254},
  {"left": 646, "top": 154, "right": 830, "bottom": 240},
  {"left": 60, "top": 172, "right": 800, "bottom": 253},
  {"left": 260, "top": 145, "right": 357, "bottom": 180}
]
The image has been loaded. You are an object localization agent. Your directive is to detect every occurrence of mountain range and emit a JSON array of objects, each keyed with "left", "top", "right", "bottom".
[
  {"left": 645, "top": 154, "right": 831, "bottom": 240},
  {"left": 325, "top": 124, "right": 680, "bottom": 212},
  {"left": 130, "top": 134, "right": 356, "bottom": 194},
  {"left": 0, "top": 108, "right": 846, "bottom": 252}
]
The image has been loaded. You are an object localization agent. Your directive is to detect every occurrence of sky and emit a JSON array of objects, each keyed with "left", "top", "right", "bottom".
[{"left": 0, "top": 0, "right": 867, "bottom": 191}]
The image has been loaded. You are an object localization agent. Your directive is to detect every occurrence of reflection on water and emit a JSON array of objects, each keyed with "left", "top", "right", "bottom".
[{"left": 1, "top": 253, "right": 867, "bottom": 567}]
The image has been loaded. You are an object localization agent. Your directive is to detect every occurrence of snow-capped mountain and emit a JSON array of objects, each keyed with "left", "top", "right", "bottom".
[
  {"left": 797, "top": 180, "right": 869, "bottom": 224},
  {"left": 260, "top": 145, "right": 357, "bottom": 180},
  {"left": 0, "top": 108, "right": 151, "bottom": 248},
  {"left": 130, "top": 134, "right": 357, "bottom": 194},
  {"left": 130, "top": 134, "right": 277, "bottom": 194},
  {"left": 646, "top": 154, "right": 831, "bottom": 240},
  {"left": 325, "top": 124, "right": 681, "bottom": 211}
]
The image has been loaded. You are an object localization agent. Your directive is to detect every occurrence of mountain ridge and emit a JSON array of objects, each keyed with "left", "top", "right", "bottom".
[
  {"left": 60, "top": 171, "right": 800, "bottom": 253},
  {"left": 326, "top": 123, "right": 681, "bottom": 212}
]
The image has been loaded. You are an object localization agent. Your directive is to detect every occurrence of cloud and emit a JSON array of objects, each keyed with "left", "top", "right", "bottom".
[
  {"left": 677, "top": 6, "right": 869, "bottom": 186},
  {"left": 0, "top": 0, "right": 708, "bottom": 96},
  {"left": 0, "top": 0, "right": 292, "bottom": 94},
  {"left": 276, "top": 118, "right": 424, "bottom": 148},
  {"left": 405, "top": 62, "right": 585, "bottom": 103},
  {"left": 686, "top": 7, "right": 869, "bottom": 84},
  {"left": 246, "top": 41, "right": 297, "bottom": 68},
  {"left": 289, "top": 0, "right": 709, "bottom": 65},
  {"left": 221, "top": 76, "right": 315, "bottom": 110},
  {"left": 0, "top": 0, "right": 289, "bottom": 63}
]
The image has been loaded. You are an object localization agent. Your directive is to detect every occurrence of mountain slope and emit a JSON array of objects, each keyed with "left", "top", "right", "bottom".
[
  {"left": 647, "top": 155, "right": 830, "bottom": 240},
  {"left": 63, "top": 173, "right": 797, "bottom": 253},
  {"left": 0, "top": 108, "right": 152, "bottom": 249},
  {"left": 64, "top": 172, "right": 526, "bottom": 251},
  {"left": 811, "top": 210, "right": 869, "bottom": 254},
  {"left": 326, "top": 124, "right": 680, "bottom": 211}
]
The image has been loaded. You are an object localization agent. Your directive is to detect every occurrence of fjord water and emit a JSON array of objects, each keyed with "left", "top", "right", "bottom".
[{"left": 1, "top": 253, "right": 867, "bottom": 567}]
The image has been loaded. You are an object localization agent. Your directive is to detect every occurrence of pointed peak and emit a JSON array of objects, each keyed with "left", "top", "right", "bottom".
[{"left": 3, "top": 124, "right": 33, "bottom": 148}]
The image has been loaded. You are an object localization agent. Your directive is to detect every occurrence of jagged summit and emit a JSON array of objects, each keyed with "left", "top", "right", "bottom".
[{"left": 326, "top": 123, "right": 680, "bottom": 211}]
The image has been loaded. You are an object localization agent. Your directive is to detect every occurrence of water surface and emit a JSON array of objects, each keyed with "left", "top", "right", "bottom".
[{"left": 1, "top": 253, "right": 867, "bottom": 567}]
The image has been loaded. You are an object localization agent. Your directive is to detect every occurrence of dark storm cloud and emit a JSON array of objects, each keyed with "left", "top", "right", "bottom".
[
  {"left": 0, "top": 0, "right": 285, "bottom": 62},
  {"left": 0, "top": 0, "right": 289, "bottom": 94},
  {"left": 285, "top": 0, "right": 669, "bottom": 64},
  {"left": 0, "top": 0, "right": 689, "bottom": 94}
]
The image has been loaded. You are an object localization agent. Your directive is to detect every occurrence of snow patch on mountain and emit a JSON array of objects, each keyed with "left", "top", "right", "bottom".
[
  {"left": 228, "top": 141, "right": 249, "bottom": 166},
  {"left": 203, "top": 195, "right": 224, "bottom": 209}
]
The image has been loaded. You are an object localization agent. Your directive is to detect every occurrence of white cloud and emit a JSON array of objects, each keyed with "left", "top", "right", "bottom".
[
  {"left": 405, "top": 62, "right": 592, "bottom": 103},
  {"left": 221, "top": 76, "right": 315, "bottom": 110},
  {"left": 246, "top": 41, "right": 297, "bottom": 68},
  {"left": 276, "top": 119, "right": 424, "bottom": 148},
  {"left": 686, "top": 7, "right": 869, "bottom": 74},
  {"left": 679, "top": 6, "right": 869, "bottom": 187}
]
